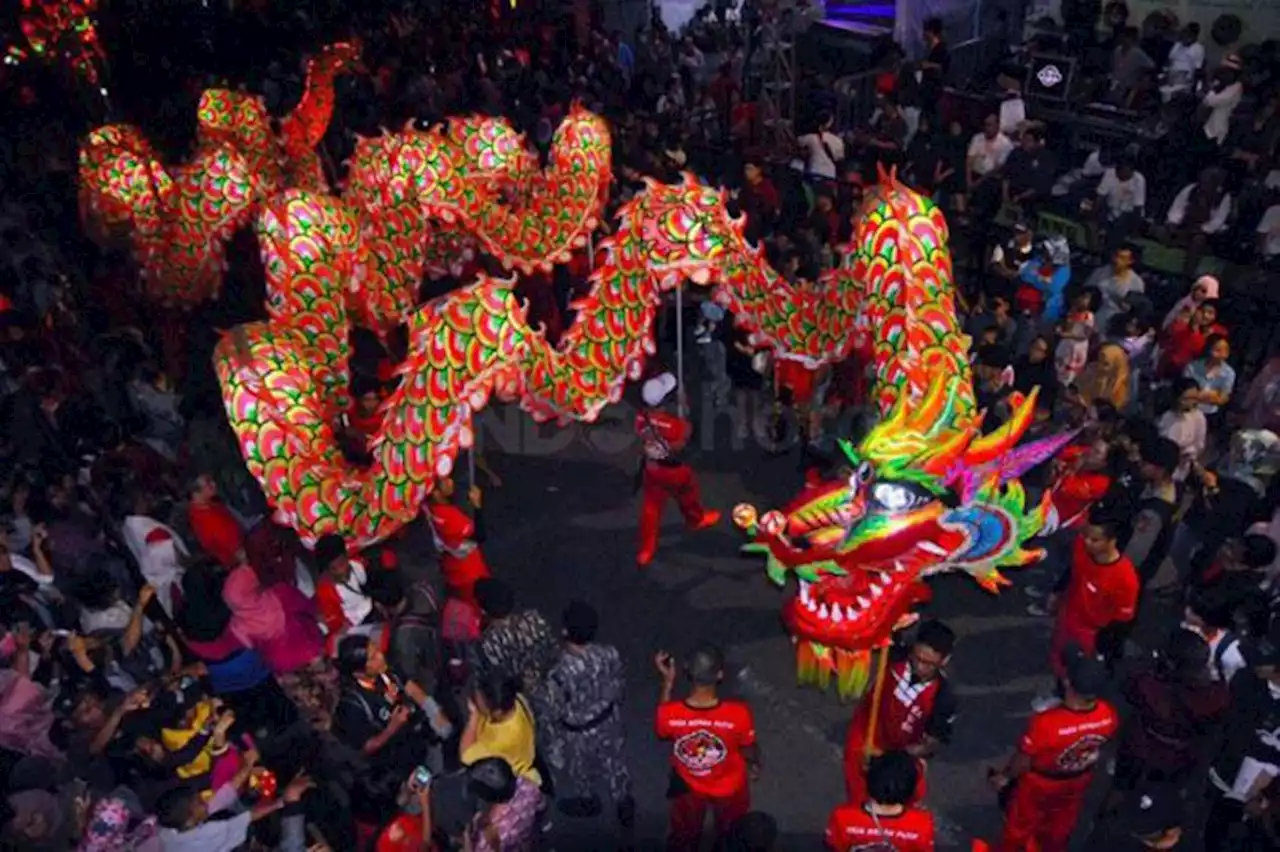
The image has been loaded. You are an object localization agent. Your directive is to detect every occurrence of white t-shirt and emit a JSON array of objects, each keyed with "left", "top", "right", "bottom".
[
  {"left": 999, "top": 98, "right": 1026, "bottom": 135},
  {"left": 1202, "top": 82, "right": 1243, "bottom": 144},
  {"left": 1259, "top": 205, "right": 1280, "bottom": 258},
  {"left": 797, "top": 131, "right": 845, "bottom": 179},
  {"left": 1096, "top": 168, "right": 1147, "bottom": 216},
  {"left": 1165, "top": 41, "right": 1205, "bottom": 84},
  {"left": 967, "top": 132, "right": 1014, "bottom": 177}
]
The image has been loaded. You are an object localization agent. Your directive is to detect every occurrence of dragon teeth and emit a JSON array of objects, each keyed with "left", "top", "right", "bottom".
[
  {"left": 799, "top": 580, "right": 811, "bottom": 604},
  {"left": 857, "top": 596, "right": 870, "bottom": 609},
  {"left": 818, "top": 603, "right": 829, "bottom": 619},
  {"left": 831, "top": 606, "right": 843, "bottom": 623},
  {"left": 879, "top": 571, "right": 893, "bottom": 584},
  {"left": 918, "top": 541, "right": 947, "bottom": 556},
  {"left": 870, "top": 583, "right": 883, "bottom": 598}
]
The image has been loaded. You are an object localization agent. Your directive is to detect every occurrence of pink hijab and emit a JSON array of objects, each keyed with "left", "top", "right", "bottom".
[{"left": 223, "top": 565, "right": 286, "bottom": 646}]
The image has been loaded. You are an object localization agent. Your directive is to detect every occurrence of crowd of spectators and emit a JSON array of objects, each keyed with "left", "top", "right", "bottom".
[{"left": 2, "top": 0, "right": 1280, "bottom": 850}]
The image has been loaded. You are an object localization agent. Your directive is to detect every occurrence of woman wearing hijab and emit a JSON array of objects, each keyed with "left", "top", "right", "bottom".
[
  {"left": 1162, "top": 274, "right": 1218, "bottom": 329},
  {"left": 175, "top": 561, "right": 298, "bottom": 735},
  {"left": 1075, "top": 343, "right": 1132, "bottom": 414},
  {"left": 222, "top": 562, "right": 336, "bottom": 731}
]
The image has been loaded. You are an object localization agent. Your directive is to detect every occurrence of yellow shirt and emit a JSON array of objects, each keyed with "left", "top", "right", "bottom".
[{"left": 460, "top": 697, "right": 542, "bottom": 785}]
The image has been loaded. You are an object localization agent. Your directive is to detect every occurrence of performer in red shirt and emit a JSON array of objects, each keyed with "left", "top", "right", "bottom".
[
  {"left": 1045, "top": 509, "right": 1139, "bottom": 682},
  {"left": 992, "top": 648, "right": 1118, "bottom": 852},
  {"left": 1046, "top": 441, "right": 1112, "bottom": 532},
  {"left": 655, "top": 644, "right": 760, "bottom": 852},
  {"left": 186, "top": 473, "right": 245, "bottom": 568},
  {"left": 422, "top": 477, "right": 490, "bottom": 601},
  {"left": 845, "top": 621, "right": 958, "bottom": 806},
  {"left": 826, "top": 750, "right": 936, "bottom": 851},
  {"left": 635, "top": 372, "right": 719, "bottom": 566},
  {"left": 346, "top": 374, "right": 386, "bottom": 451}
]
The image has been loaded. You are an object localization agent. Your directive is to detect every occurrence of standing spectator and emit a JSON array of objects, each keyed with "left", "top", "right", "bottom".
[
  {"left": 654, "top": 643, "right": 760, "bottom": 852},
  {"left": 797, "top": 112, "right": 845, "bottom": 183},
  {"left": 1111, "top": 630, "right": 1229, "bottom": 797},
  {"left": 1164, "top": 168, "right": 1231, "bottom": 277},
  {"left": 737, "top": 159, "right": 779, "bottom": 240},
  {"left": 460, "top": 672, "right": 541, "bottom": 787},
  {"left": 463, "top": 757, "right": 543, "bottom": 852},
  {"left": 843, "top": 621, "right": 957, "bottom": 805},
  {"left": 1184, "top": 333, "right": 1235, "bottom": 418},
  {"left": 422, "top": 478, "right": 490, "bottom": 604},
  {"left": 1159, "top": 300, "right": 1225, "bottom": 379},
  {"left": 1040, "top": 507, "right": 1138, "bottom": 704},
  {"left": 1161, "top": 275, "right": 1218, "bottom": 330},
  {"left": 992, "top": 648, "right": 1118, "bottom": 852},
  {"left": 119, "top": 487, "right": 189, "bottom": 618},
  {"left": 1156, "top": 378, "right": 1208, "bottom": 482},
  {"left": 1054, "top": 288, "right": 1097, "bottom": 388},
  {"left": 1018, "top": 236, "right": 1072, "bottom": 322},
  {"left": 1124, "top": 436, "right": 1180, "bottom": 587},
  {"left": 918, "top": 17, "right": 950, "bottom": 117},
  {"left": 1109, "top": 28, "right": 1155, "bottom": 103},
  {"left": 1204, "top": 629, "right": 1280, "bottom": 852},
  {"left": 1001, "top": 126, "right": 1057, "bottom": 214},
  {"left": 474, "top": 577, "right": 557, "bottom": 698},
  {"left": 1084, "top": 245, "right": 1146, "bottom": 336},
  {"left": 1182, "top": 585, "right": 1248, "bottom": 684},
  {"left": 545, "top": 601, "right": 634, "bottom": 828},
  {"left": 1199, "top": 60, "right": 1244, "bottom": 148},
  {"left": 825, "top": 751, "right": 935, "bottom": 851}
]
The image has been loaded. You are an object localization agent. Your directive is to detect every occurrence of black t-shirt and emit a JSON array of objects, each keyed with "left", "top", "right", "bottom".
[
  {"left": 334, "top": 679, "right": 399, "bottom": 755},
  {"left": 1004, "top": 148, "right": 1058, "bottom": 197},
  {"left": 921, "top": 42, "right": 950, "bottom": 98}
]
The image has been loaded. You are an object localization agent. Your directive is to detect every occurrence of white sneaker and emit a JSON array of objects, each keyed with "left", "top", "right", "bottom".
[{"left": 1031, "top": 694, "right": 1061, "bottom": 713}]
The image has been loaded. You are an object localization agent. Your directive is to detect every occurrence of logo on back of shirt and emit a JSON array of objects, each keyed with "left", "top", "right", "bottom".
[
  {"left": 673, "top": 729, "right": 728, "bottom": 774},
  {"left": 1037, "top": 64, "right": 1063, "bottom": 88},
  {"left": 848, "top": 842, "right": 898, "bottom": 852},
  {"left": 1057, "top": 733, "right": 1107, "bottom": 773}
]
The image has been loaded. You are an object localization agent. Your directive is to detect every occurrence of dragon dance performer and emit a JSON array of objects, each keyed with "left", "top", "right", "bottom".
[
  {"left": 844, "top": 621, "right": 958, "bottom": 807},
  {"left": 635, "top": 372, "right": 720, "bottom": 567},
  {"left": 423, "top": 477, "right": 491, "bottom": 602},
  {"left": 825, "top": 751, "right": 936, "bottom": 851},
  {"left": 991, "top": 648, "right": 1117, "bottom": 852}
]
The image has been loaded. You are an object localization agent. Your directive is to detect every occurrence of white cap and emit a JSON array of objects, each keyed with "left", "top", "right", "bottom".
[{"left": 641, "top": 372, "right": 678, "bottom": 407}]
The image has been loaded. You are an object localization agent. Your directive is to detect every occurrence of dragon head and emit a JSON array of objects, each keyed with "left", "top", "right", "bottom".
[{"left": 736, "top": 373, "right": 1070, "bottom": 699}]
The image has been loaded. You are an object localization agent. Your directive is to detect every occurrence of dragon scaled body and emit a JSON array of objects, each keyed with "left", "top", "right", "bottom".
[{"left": 734, "top": 171, "right": 1071, "bottom": 700}]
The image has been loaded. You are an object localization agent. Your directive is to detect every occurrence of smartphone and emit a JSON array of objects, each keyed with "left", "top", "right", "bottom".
[{"left": 413, "top": 765, "right": 432, "bottom": 787}]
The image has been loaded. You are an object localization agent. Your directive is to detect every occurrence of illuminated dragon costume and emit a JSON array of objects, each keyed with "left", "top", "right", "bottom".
[
  {"left": 81, "top": 89, "right": 1069, "bottom": 681},
  {"left": 733, "top": 173, "right": 1073, "bottom": 699}
]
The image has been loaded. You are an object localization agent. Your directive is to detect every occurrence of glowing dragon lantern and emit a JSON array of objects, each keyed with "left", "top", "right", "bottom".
[{"left": 734, "top": 171, "right": 1072, "bottom": 700}]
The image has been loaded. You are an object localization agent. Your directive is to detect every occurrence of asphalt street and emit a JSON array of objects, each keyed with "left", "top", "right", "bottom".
[{"left": 392, "top": 384, "right": 1134, "bottom": 852}]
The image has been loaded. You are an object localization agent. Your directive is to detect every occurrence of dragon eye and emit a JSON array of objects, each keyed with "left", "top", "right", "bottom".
[
  {"left": 870, "top": 482, "right": 929, "bottom": 513},
  {"left": 857, "top": 462, "right": 873, "bottom": 481}
]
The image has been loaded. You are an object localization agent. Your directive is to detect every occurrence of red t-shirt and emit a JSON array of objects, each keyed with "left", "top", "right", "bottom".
[
  {"left": 776, "top": 359, "right": 820, "bottom": 404},
  {"left": 1058, "top": 539, "right": 1140, "bottom": 637},
  {"left": 188, "top": 501, "right": 244, "bottom": 568},
  {"left": 424, "top": 502, "right": 490, "bottom": 598},
  {"left": 1019, "top": 700, "right": 1118, "bottom": 778},
  {"left": 655, "top": 699, "right": 756, "bottom": 798},
  {"left": 1159, "top": 319, "right": 1227, "bottom": 378},
  {"left": 1051, "top": 469, "right": 1111, "bottom": 531},
  {"left": 636, "top": 411, "right": 691, "bottom": 461},
  {"left": 825, "top": 803, "right": 936, "bottom": 851}
]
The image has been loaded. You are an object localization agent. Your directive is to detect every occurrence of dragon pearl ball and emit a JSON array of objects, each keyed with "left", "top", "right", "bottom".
[
  {"left": 760, "top": 511, "right": 786, "bottom": 535},
  {"left": 732, "top": 503, "right": 758, "bottom": 529}
]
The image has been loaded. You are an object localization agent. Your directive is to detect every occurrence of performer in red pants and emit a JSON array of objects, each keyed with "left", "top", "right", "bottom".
[{"left": 635, "top": 372, "right": 720, "bottom": 567}]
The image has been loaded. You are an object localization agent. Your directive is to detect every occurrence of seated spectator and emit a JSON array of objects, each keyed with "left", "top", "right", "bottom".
[
  {"left": 1013, "top": 334, "right": 1057, "bottom": 398},
  {"left": 1085, "top": 156, "right": 1147, "bottom": 253},
  {"left": 965, "top": 292, "right": 1018, "bottom": 347},
  {"left": 1184, "top": 333, "right": 1235, "bottom": 418},
  {"left": 988, "top": 220, "right": 1036, "bottom": 291},
  {"left": 964, "top": 114, "right": 1014, "bottom": 208},
  {"left": 1199, "top": 60, "right": 1244, "bottom": 148},
  {"left": 1017, "top": 236, "right": 1072, "bottom": 321},
  {"left": 1001, "top": 126, "right": 1056, "bottom": 213},
  {"left": 128, "top": 362, "right": 184, "bottom": 462},
  {"left": 1159, "top": 297, "right": 1225, "bottom": 380},
  {"left": 1225, "top": 88, "right": 1280, "bottom": 183},
  {"left": 155, "top": 759, "right": 311, "bottom": 852},
  {"left": 1085, "top": 245, "right": 1146, "bottom": 336},
  {"left": 1258, "top": 198, "right": 1280, "bottom": 267},
  {"left": 1159, "top": 23, "right": 1204, "bottom": 101},
  {"left": 1108, "top": 27, "right": 1155, "bottom": 104},
  {"left": 852, "top": 96, "right": 908, "bottom": 169},
  {"left": 187, "top": 474, "right": 246, "bottom": 569},
  {"left": 1156, "top": 378, "right": 1208, "bottom": 481}
]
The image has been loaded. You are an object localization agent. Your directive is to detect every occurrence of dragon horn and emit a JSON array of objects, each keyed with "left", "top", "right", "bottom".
[{"left": 965, "top": 386, "right": 1040, "bottom": 466}]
